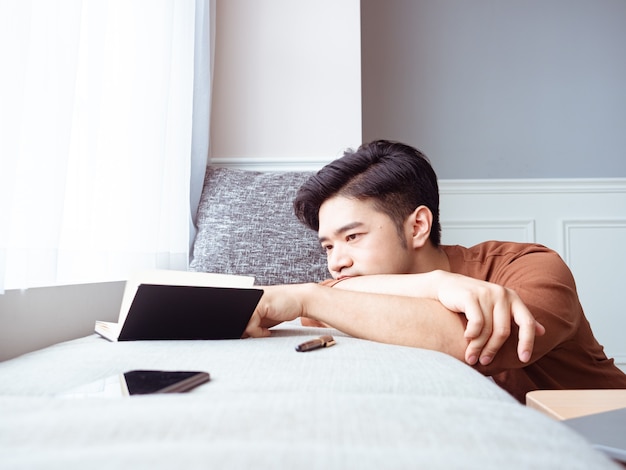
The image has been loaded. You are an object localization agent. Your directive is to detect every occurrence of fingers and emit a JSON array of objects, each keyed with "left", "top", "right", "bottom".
[
  {"left": 472, "top": 323, "right": 510, "bottom": 366},
  {"left": 242, "top": 312, "right": 272, "bottom": 339},
  {"left": 479, "top": 297, "right": 512, "bottom": 365},
  {"left": 464, "top": 293, "right": 544, "bottom": 367},
  {"left": 464, "top": 341, "right": 482, "bottom": 366},
  {"left": 463, "top": 304, "right": 485, "bottom": 341},
  {"left": 535, "top": 321, "right": 546, "bottom": 336},
  {"left": 243, "top": 326, "right": 271, "bottom": 338},
  {"left": 512, "top": 299, "right": 544, "bottom": 363},
  {"left": 464, "top": 298, "right": 510, "bottom": 366},
  {"left": 446, "top": 274, "right": 542, "bottom": 367},
  {"left": 514, "top": 318, "right": 535, "bottom": 363},
  {"left": 462, "top": 301, "right": 488, "bottom": 365}
]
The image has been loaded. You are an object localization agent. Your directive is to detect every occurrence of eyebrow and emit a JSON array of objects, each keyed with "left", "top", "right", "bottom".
[{"left": 318, "top": 221, "right": 366, "bottom": 244}]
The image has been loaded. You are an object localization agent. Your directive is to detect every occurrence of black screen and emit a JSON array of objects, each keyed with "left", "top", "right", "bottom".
[{"left": 123, "top": 370, "right": 205, "bottom": 395}]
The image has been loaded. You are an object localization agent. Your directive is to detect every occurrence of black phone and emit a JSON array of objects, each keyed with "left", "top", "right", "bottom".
[
  {"left": 122, "top": 370, "right": 211, "bottom": 395},
  {"left": 59, "top": 370, "right": 211, "bottom": 398}
]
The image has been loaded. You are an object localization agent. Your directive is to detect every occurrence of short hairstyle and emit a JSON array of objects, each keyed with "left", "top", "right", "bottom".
[{"left": 294, "top": 140, "right": 441, "bottom": 247}]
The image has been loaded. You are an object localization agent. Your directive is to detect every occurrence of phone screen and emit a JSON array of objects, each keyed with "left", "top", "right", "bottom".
[
  {"left": 59, "top": 370, "right": 210, "bottom": 398},
  {"left": 123, "top": 370, "right": 210, "bottom": 395}
]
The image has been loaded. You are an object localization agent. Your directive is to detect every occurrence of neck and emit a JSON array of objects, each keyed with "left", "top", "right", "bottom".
[{"left": 411, "top": 243, "right": 450, "bottom": 274}]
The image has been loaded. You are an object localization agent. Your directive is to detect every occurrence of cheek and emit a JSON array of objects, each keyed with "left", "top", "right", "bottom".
[
  {"left": 359, "top": 249, "right": 401, "bottom": 274},
  {"left": 376, "top": 244, "right": 413, "bottom": 273}
]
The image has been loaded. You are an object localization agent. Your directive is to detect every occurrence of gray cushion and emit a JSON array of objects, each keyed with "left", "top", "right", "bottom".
[{"left": 190, "top": 167, "right": 329, "bottom": 285}]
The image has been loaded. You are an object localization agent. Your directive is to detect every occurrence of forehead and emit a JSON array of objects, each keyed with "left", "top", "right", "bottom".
[{"left": 318, "top": 196, "right": 390, "bottom": 236}]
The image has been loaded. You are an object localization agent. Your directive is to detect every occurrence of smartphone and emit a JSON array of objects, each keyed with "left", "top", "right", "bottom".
[
  {"left": 59, "top": 370, "right": 210, "bottom": 398},
  {"left": 122, "top": 370, "right": 211, "bottom": 395}
]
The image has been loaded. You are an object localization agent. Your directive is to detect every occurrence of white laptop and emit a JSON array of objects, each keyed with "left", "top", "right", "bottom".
[
  {"left": 563, "top": 407, "right": 626, "bottom": 463},
  {"left": 0, "top": 281, "right": 126, "bottom": 361}
]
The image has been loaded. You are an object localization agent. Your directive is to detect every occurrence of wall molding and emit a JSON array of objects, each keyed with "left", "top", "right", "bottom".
[
  {"left": 439, "top": 178, "right": 626, "bottom": 195},
  {"left": 441, "top": 219, "right": 536, "bottom": 245},
  {"left": 209, "top": 158, "right": 626, "bottom": 192},
  {"left": 562, "top": 219, "right": 626, "bottom": 265},
  {"left": 210, "top": 156, "right": 334, "bottom": 172},
  {"left": 560, "top": 219, "right": 626, "bottom": 369}
]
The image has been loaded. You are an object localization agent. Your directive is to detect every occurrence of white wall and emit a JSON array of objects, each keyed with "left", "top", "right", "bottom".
[
  {"left": 362, "top": 0, "right": 626, "bottom": 179},
  {"left": 210, "top": 0, "right": 361, "bottom": 164}
]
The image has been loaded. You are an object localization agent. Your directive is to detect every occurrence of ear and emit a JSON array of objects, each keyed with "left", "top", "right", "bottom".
[{"left": 406, "top": 205, "right": 433, "bottom": 249}]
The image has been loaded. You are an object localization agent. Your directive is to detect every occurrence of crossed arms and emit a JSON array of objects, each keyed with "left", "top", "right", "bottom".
[{"left": 244, "top": 270, "right": 545, "bottom": 366}]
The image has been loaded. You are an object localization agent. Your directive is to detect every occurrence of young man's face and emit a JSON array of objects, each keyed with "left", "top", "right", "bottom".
[{"left": 317, "top": 195, "right": 416, "bottom": 280}]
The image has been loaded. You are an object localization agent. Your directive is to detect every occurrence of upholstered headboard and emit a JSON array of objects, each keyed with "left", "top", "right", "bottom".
[{"left": 190, "top": 167, "right": 329, "bottom": 285}]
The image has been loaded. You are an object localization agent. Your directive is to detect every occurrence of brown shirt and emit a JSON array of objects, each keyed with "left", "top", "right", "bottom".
[{"left": 444, "top": 241, "right": 626, "bottom": 402}]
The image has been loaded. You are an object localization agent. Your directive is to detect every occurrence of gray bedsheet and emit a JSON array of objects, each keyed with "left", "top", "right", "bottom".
[{"left": 0, "top": 322, "right": 619, "bottom": 469}]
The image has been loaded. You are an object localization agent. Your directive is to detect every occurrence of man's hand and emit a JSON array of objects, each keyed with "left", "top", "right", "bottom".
[
  {"left": 433, "top": 272, "right": 545, "bottom": 366},
  {"left": 243, "top": 284, "right": 307, "bottom": 338}
]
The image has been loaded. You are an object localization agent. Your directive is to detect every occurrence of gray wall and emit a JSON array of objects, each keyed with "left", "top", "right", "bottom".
[{"left": 362, "top": 0, "right": 626, "bottom": 179}]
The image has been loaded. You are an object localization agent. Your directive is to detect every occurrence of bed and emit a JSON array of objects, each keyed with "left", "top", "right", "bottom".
[{"left": 0, "top": 167, "right": 620, "bottom": 469}]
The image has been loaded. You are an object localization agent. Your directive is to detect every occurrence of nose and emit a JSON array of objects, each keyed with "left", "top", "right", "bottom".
[{"left": 327, "top": 245, "right": 352, "bottom": 276}]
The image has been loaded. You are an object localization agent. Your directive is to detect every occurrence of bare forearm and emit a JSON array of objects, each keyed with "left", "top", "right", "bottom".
[
  {"left": 331, "top": 272, "right": 441, "bottom": 297},
  {"left": 247, "top": 272, "right": 541, "bottom": 367},
  {"left": 331, "top": 271, "right": 543, "bottom": 367},
  {"left": 300, "top": 283, "right": 468, "bottom": 360}
]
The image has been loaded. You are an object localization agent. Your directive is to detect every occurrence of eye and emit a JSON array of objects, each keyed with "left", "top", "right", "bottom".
[
  {"left": 346, "top": 233, "right": 360, "bottom": 242},
  {"left": 321, "top": 243, "right": 333, "bottom": 254}
]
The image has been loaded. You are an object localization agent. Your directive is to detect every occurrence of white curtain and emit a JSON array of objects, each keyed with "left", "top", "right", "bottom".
[
  {"left": 0, "top": 0, "right": 213, "bottom": 292},
  {"left": 190, "top": 0, "right": 215, "bottom": 254}
]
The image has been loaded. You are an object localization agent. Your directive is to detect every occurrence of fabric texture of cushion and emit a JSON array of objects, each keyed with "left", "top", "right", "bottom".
[{"left": 190, "top": 167, "right": 329, "bottom": 285}]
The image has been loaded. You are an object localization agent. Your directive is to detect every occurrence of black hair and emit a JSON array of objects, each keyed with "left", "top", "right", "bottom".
[{"left": 293, "top": 140, "right": 441, "bottom": 246}]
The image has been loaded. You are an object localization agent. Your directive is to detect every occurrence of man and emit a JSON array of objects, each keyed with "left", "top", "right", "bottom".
[{"left": 244, "top": 140, "right": 626, "bottom": 402}]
